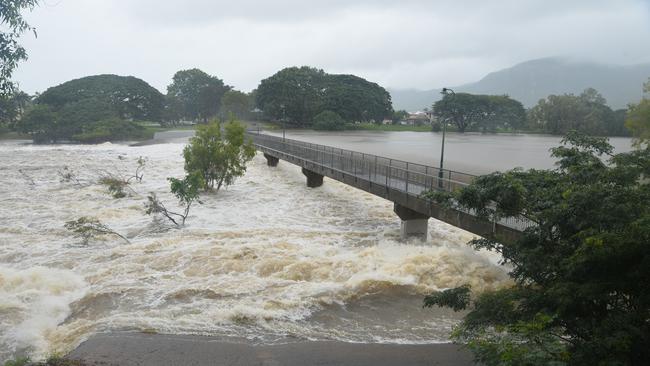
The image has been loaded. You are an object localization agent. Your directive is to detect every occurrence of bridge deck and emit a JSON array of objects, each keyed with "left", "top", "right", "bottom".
[{"left": 249, "top": 132, "right": 530, "bottom": 243}]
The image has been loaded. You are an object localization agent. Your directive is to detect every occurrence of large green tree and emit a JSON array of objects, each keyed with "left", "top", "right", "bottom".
[
  {"left": 528, "top": 88, "right": 626, "bottom": 136},
  {"left": 423, "top": 132, "right": 650, "bottom": 365},
  {"left": 625, "top": 78, "right": 650, "bottom": 146},
  {"left": 17, "top": 75, "right": 161, "bottom": 143},
  {"left": 167, "top": 68, "right": 230, "bottom": 122},
  {"left": 322, "top": 74, "right": 393, "bottom": 123},
  {"left": 37, "top": 74, "right": 164, "bottom": 121},
  {"left": 256, "top": 66, "right": 326, "bottom": 126},
  {"left": 0, "top": 0, "right": 39, "bottom": 96},
  {"left": 255, "top": 66, "right": 393, "bottom": 126},
  {"left": 433, "top": 93, "right": 525, "bottom": 133}
]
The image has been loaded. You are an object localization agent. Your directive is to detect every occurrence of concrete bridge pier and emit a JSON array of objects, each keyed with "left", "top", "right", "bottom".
[
  {"left": 302, "top": 168, "right": 324, "bottom": 188},
  {"left": 394, "top": 203, "right": 429, "bottom": 240},
  {"left": 263, "top": 153, "right": 279, "bottom": 167}
]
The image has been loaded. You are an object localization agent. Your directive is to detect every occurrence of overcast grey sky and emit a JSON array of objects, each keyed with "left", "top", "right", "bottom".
[{"left": 13, "top": 0, "right": 650, "bottom": 94}]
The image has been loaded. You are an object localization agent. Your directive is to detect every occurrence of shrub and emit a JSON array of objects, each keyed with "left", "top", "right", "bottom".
[
  {"left": 182, "top": 119, "right": 255, "bottom": 191},
  {"left": 312, "top": 110, "right": 346, "bottom": 131}
]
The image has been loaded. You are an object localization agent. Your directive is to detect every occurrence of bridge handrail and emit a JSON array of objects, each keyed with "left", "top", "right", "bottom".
[
  {"left": 247, "top": 132, "right": 475, "bottom": 189},
  {"left": 249, "top": 132, "right": 476, "bottom": 179}
]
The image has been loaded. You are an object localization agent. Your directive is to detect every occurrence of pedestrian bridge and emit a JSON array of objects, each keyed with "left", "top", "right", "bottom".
[{"left": 248, "top": 132, "right": 530, "bottom": 244}]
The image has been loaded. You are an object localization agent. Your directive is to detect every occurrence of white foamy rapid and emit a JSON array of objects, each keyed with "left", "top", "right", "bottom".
[{"left": 0, "top": 139, "right": 510, "bottom": 361}]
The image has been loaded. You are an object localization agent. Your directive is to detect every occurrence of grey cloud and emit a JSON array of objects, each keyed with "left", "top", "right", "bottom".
[{"left": 13, "top": 0, "right": 650, "bottom": 95}]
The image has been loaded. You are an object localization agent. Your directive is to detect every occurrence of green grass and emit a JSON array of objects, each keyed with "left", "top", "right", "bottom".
[{"left": 0, "top": 131, "right": 31, "bottom": 140}]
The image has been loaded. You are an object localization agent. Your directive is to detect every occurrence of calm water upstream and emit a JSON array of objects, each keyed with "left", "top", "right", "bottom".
[
  {"left": 156, "top": 129, "right": 635, "bottom": 174},
  {"left": 0, "top": 130, "right": 632, "bottom": 361}
]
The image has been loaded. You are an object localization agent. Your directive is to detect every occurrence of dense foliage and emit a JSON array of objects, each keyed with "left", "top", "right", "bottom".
[
  {"left": 625, "top": 78, "right": 650, "bottom": 146},
  {"left": 256, "top": 66, "right": 392, "bottom": 126},
  {"left": 167, "top": 68, "right": 230, "bottom": 122},
  {"left": 529, "top": 88, "right": 628, "bottom": 136},
  {"left": 422, "top": 132, "right": 650, "bottom": 365},
  {"left": 312, "top": 110, "right": 346, "bottom": 131},
  {"left": 433, "top": 93, "right": 526, "bottom": 133},
  {"left": 0, "top": 89, "right": 31, "bottom": 131},
  {"left": 182, "top": 119, "right": 255, "bottom": 191},
  {"left": 220, "top": 90, "right": 253, "bottom": 120},
  {"left": 38, "top": 74, "right": 164, "bottom": 120},
  {"left": 0, "top": 0, "right": 39, "bottom": 96},
  {"left": 17, "top": 75, "right": 161, "bottom": 143}
]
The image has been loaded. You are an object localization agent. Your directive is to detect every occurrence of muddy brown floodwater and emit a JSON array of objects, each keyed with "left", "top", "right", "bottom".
[{"left": 0, "top": 136, "right": 513, "bottom": 362}]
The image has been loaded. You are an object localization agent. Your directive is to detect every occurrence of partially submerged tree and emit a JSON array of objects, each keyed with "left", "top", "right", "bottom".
[
  {"left": 98, "top": 175, "right": 130, "bottom": 198},
  {"left": 422, "top": 131, "right": 650, "bottom": 365},
  {"left": 65, "top": 217, "right": 130, "bottom": 244},
  {"left": 145, "top": 172, "right": 202, "bottom": 227},
  {"left": 182, "top": 119, "right": 255, "bottom": 191}
]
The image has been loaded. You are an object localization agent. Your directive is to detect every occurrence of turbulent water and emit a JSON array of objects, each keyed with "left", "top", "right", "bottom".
[{"left": 0, "top": 140, "right": 510, "bottom": 361}]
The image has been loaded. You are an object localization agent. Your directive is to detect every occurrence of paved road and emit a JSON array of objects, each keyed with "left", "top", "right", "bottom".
[{"left": 68, "top": 333, "right": 475, "bottom": 366}]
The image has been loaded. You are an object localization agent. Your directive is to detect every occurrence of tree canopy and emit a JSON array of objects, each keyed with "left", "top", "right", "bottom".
[
  {"left": 17, "top": 74, "right": 161, "bottom": 143},
  {"left": 37, "top": 74, "right": 164, "bottom": 121},
  {"left": 0, "top": 89, "right": 31, "bottom": 131},
  {"left": 0, "top": 0, "right": 39, "bottom": 96},
  {"left": 182, "top": 119, "right": 255, "bottom": 191},
  {"left": 167, "top": 68, "right": 230, "bottom": 122},
  {"left": 625, "top": 78, "right": 650, "bottom": 146},
  {"left": 220, "top": 90, "right": 253, "bottom": 120},
  {"left": 528, "top": 88, "right": 628, "bottom": 136},
  {"left": 312, "top": 110, "right": 346, "bottom": 131},
  {"left": 256, "top": 66, "right": 393, "bottom": 126},
  {"left": 423, "top": 132, "right": 650, "bottom": 365},
  {"left": 433, "top": 93, "right": 526, "bottom": 133}
]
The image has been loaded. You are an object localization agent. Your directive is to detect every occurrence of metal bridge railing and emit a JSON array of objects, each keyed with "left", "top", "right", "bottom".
[
  {"left": 248, "top": 132, "right": 474, "bottom": 196},
  {"left": 248, "top": 132, "right": 534, "bottom": 231}
]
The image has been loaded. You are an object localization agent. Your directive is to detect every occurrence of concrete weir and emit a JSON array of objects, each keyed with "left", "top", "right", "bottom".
[
  {"left": 302, "top": 168, "right": 324, "bottom": 188},
  {"left": 394, "top": 203, "right": 430, "bottom": 240}
]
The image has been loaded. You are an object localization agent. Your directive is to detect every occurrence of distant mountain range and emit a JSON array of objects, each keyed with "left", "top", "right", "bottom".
[{"left": 389, "top": 58, "right": 650, "bottom": 111}]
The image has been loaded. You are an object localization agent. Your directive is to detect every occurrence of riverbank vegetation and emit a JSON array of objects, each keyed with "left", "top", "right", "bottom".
[{"left": 422, "top": 132, "right": 650, "bottom": 365}]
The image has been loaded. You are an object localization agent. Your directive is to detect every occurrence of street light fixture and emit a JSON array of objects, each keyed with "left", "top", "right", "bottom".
[
  {"left": 438, "top": 87, "right": 455, "bottom": 189},
  {"left": 280, "top": 104, "right": 286, "bottom": 142}
]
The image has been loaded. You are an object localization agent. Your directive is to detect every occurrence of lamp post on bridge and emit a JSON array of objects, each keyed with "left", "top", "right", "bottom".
[
  {"left": 280, "top": 104, "right": 286, "bottom": 142},
  {"left": 438, "top": 87, "right": 455, "bottom": 189}
]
